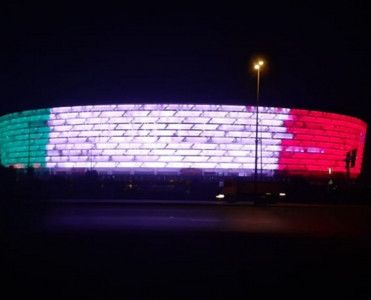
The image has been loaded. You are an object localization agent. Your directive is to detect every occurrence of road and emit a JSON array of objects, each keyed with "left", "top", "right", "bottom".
[{"left": 2, "top": 200, "right": 371, "bottom": 298}]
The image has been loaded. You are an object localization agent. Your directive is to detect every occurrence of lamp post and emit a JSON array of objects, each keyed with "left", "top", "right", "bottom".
[{"left": 254, "top": 60, "right": 264, "bottom": 184}]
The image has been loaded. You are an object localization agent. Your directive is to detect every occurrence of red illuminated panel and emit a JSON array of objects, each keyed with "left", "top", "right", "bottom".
[{"left": 279, "top": 109, "right": 367, "bottom": 178}]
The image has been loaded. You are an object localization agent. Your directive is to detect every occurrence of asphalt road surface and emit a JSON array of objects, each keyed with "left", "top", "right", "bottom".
[{"left": 2, "top": 200, "right": 371, "bottom": 298}]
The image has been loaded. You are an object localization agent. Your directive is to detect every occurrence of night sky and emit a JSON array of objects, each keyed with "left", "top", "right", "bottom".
[{"left": 1, "top": 1, "right": 370, "bottom": 175}]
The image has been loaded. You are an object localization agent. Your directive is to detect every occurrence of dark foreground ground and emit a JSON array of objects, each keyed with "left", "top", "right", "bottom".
[{"left": 2, "top": 199, "right": 371, "bottom": 299}]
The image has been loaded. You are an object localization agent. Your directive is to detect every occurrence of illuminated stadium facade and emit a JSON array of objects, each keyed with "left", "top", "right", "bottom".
[{"left": 0, "top": 104, "right": 367, "bottom": 179}]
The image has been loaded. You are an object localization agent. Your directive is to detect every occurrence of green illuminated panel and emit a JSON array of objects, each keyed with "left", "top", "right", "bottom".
[{"left": 0, "top": 108, "right": 51, "bottom": 168}]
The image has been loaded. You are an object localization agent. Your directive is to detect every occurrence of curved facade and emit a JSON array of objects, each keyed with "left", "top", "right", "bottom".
[{"left": 0, "top": 104, "right": 367, "bottom": 178}]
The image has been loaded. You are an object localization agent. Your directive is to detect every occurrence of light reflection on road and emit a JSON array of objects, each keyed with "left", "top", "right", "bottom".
[{"left": 42, "top": 201, "right": 371, "bottom": 239}]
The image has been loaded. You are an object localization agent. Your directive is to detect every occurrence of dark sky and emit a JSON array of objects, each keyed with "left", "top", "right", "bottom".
[{"left": 1, "top": 1, "right": 370, "bottom": 172}]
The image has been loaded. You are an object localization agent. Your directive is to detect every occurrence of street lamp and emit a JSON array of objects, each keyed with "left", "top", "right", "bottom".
[{"left": 254, "top": 60, "right": 264, "bottom": 184}]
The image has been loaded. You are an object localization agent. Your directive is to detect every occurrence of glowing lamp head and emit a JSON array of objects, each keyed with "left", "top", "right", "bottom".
[{"left": 254, "top": 60, "right": 264, "bottom": 70}]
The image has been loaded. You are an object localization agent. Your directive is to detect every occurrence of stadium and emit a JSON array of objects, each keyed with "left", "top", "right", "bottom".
[{"left": 0, "top": 104, "right": 367, "bottom": 180}]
